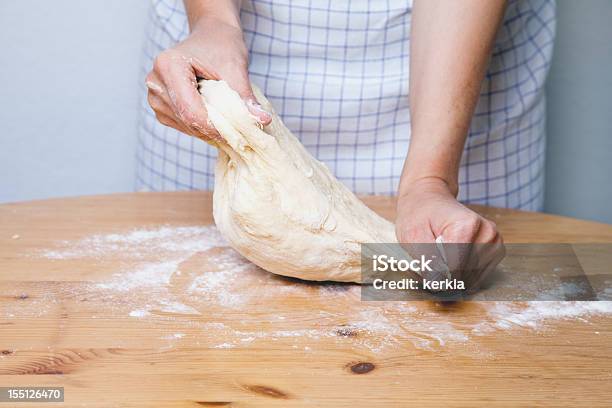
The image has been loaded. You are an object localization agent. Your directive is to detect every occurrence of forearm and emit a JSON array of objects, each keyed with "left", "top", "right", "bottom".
[
  {"left": 184, "top": 0, "right": 242, "bottom": 29},
  {"left": 400, "top": 0, "right": 506, "bottom": 197}
]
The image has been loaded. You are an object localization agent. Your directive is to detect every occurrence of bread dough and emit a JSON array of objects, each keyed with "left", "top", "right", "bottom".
[{"left": 199, "top": 80, "right": 396, "bottom": 283}]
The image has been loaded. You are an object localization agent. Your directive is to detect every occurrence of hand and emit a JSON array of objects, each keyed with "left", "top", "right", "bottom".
[
  {"left": 395, "top": 177, "right": 505, "bottom": 292},
  {"left": 145, "top": 16, "right": 271, "bottom": 141}
]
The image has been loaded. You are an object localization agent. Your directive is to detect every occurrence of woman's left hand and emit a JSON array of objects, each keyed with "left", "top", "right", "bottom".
[{"left": 395, "top": 177, "right": 505, "bottom": 291}]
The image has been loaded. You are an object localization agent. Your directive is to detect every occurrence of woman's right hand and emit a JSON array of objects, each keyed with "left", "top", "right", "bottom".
[{"left": 145, "top": 16, "right": 271, "bottom": 141}]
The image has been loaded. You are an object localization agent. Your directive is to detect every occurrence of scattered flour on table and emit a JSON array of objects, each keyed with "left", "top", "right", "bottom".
[
  {"left": 98, "top": 261, "right": 181, "bottom": 291},
  {"left": 14, "top": 225, "right": 611, "bottom": 353},
  {"left": 213, "top": 343, "right": 235, "bottom": 349},
  {"left": 162, "top": 333, "right": 185, "bottom": 340},
  {"left": 158, "top": 300, "right": 201, "bottom": 315},
  {"left": 129, "top": 309, "right": 150, "bottom": 318},
  {"left": 40, "top": 226, "right": 226, "bottom": 260}
]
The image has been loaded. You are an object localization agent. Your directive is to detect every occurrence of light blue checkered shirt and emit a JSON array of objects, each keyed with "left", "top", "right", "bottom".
[{"left": 137, "top": 0, "right": 555, "bottom": 211}]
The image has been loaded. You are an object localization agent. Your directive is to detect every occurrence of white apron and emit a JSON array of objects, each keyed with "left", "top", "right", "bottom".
[{"left": 137, "top": 0, "right": 556, "bottom": 210}]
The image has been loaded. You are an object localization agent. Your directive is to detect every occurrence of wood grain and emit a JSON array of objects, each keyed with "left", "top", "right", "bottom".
[{"left": 1, "top": 192, "right": 612, "bottom": 407}]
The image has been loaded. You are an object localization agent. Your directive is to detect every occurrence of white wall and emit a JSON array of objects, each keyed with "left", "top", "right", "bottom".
[
  {"left": 0, "top": 0, "right": 149, "bottom": 202},
  {"left": 1, "top": 1, "right": 611, "bottom": 224}
]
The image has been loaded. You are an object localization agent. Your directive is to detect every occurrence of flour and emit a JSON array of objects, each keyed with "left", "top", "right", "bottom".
[
  {"left": 162, "top": 333, "right": 185, "bottom": 340},
  {"left": 129, "top": 309, "right": 150, "bottom": 318},
  {"left": 40, "top": 226, "right": 226, "bottom": 260},
  {"left": 99, "top": 261, "right": 180, "bottom": 291},
  {"left": 188, "top": 269, "right": 250, "bottom": 308},
  {"left": 213, "top": 343, "right": 235, "bottom": 349},
  {"left": 20, "top": 224, "right": 612, "bottom": 355},
  {"left": 483, "top": 301, "right": 612, "bottom": 330},
  {"left": 158, "top": 300, "right": 201, "bottom": 315}
]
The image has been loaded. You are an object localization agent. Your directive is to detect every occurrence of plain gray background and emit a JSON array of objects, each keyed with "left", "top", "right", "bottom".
[
  {"left": 0, "top": 0, "right": 148, "bottom": 202},
  {"left": 1, "top": 1, "right": 611, "bottom": 223},
  {"left": 545, "top": 0, "right": 612, "bottom": 223}
]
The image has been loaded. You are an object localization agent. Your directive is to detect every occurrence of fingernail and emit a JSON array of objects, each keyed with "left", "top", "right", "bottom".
[{"left": 146, "top": 81, "right": 164, "bottom": 94}]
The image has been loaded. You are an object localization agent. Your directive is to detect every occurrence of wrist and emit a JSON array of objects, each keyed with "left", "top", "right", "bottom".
[
  {"left": 186, "top": 1, "right": 242, "bottom": 31},
  {"left": 398, "top": 175, "right": 458, "bottom": 201},
  {"left": 400, "top": 144, "right": 461, "bottom": 199},
  {"left": 191, "top": 14, "right": 242, "bottom": 32}
]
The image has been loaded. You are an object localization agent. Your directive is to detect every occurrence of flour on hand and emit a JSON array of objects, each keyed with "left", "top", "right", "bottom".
[{"left": 199, "top": 80, "right": 396, "bottom": 282}]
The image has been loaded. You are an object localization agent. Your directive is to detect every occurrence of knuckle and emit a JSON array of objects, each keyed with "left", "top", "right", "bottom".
[
  {"left": 152, "top": 57, "right": 164, "bottom": 73},
  {"left": 453, "top": 216, "right": 481, "bottom": 233},
  {"left": 467, "top": 213, "right": 483, "bottom": 225},
  {"left": 445, "top": 216, "right": 482, "bottom": 243},
  {"left": 153, "top": 50, "right": 174, "bottom": 73},
  {"left": 482, "top": 219, "right": 498, "bottom": 234}
]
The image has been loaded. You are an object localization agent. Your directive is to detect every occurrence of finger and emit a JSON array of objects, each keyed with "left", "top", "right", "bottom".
[
  {"left": 442, "top": 215, "right": 482, "bottom": 244},
  {"left": 151, "top": 91, "right": 221, "bottom": 142},
  {"left": 157, "top": 54, "right": 220, "bottom": 138},
  {"left": 155, "top": 112, "right": 189, "bottom": 134},
  {"left": 148, "top": 93, "right": 176, "bottom": 121},
  {"left": 154, "top": 109, "right": 218, "bottom": 142},
  {"left": 456, "top": 218, "right": 500, "bottom": 287},
  {"left": 473, "top": 219, "right": 499, "bottom": 244},
  {"left": 434, "top": 235, "right": 470, "bottom": 279},
  {"left": 463, "top": 235, "right": 506, "bottom": 292},
  {"left": 397, "top": 224, "right": 450, "bottom": 283},
  {"left": 474, "top": 233, "right": 506, "bottom": 273},
  {"left": 221, "top": 66, "right": 272, "bottom": 125},
  {"left": 145, "top": 70, "right": 165, "bottom": 95},
  {"left": 148, "top": 82, "right": 181, "bottom": 118},
  {"left": 147, "top": 70, "right": 191, "bottom": 126},
  {"left": 148, "top": 91, "right": 197, "bottom": 136},
  {"left": 439, "top": 216, "right": 481, "bottom": 279},
  {"left": 465, "top": 237, "right": 506, "bottom": 294}
]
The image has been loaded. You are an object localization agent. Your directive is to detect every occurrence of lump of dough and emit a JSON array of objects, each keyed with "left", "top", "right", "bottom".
[{"left": 199, "top": 80, "right": 397, "bottom": 283}]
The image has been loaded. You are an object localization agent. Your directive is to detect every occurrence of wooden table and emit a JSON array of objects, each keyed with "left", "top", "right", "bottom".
[{"left": 1, "top": 192, "right": 611, "bottom": 407}]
